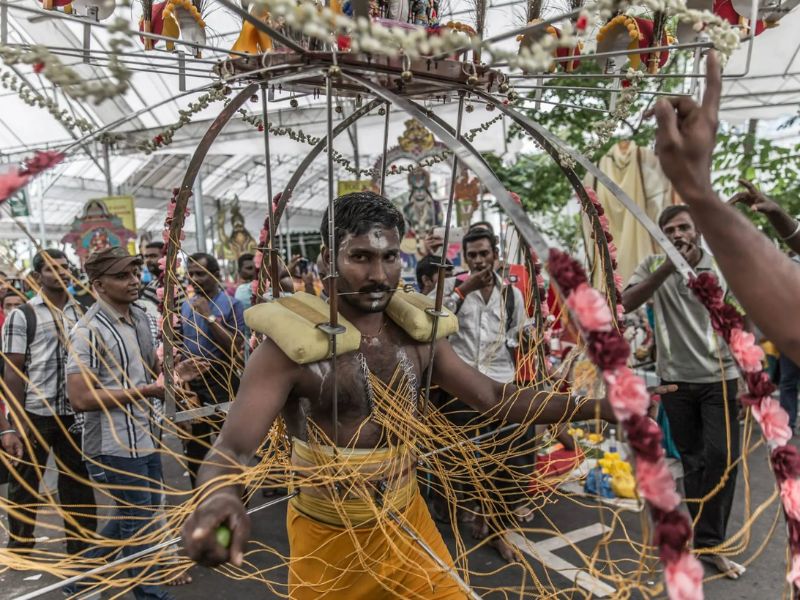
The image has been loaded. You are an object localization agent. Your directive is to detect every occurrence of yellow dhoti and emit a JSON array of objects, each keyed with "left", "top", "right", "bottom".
[{"left": 287, "top": 440, "right": 467, "bottom": 600}]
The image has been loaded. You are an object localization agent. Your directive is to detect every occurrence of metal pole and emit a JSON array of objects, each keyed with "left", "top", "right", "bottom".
[
  {"left": 420, "top": 92, "right": 465, "bottom": 415},
  {"left": 102, "top": 141, "right": 113, "bottom": 196},
  {"left": 193, "top": 172, "right": 206, "bottom": 253},
  {"left": 379, "top": 103, "right": 391, "bottom": 196},
  {"left": 36, "top": 180, "right": 46, "bottom": 248},
  {"left": 325, "top": 73, "right": 340, "bottom": 446},
  {"left": 261, "top": 83, "right": 280, "bottom": 300}
]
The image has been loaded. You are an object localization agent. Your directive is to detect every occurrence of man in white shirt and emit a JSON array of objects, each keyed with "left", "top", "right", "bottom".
[{"left": 437, "top": 227, "right": 532, "bottom": 562}]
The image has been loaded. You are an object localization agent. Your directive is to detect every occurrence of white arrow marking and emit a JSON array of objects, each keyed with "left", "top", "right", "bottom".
[{"left": 506, "top": 523, "right": 616, "bottom": 598}]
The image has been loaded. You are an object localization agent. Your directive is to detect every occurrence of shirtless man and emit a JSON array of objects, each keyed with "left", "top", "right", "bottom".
[{"left": 181, "top": 191, "right": 615, "bottom": 599}]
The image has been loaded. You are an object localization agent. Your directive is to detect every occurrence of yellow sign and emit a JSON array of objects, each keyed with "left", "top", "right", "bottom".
[
  {"left": 337, "top": 179, "right": 376, "bottom": 196},
  {"left": 99, "top": 196, "right": 137, "bottom": 254}
]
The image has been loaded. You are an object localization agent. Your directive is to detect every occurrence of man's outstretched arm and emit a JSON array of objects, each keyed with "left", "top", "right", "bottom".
[
  {"left": 651, "top": 51, "right": 800, "bottom": 363},
  {"left": 431, "top": 339, "right": 615, "bottom": 424},
  {"left": 181, "top": 339, "right": 298, "bottom": 568}
]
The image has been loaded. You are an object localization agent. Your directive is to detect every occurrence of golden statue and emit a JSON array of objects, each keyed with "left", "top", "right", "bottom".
[
  {"left": 215, "top": 196, "right": 257, "bottom": 261},
  {"left": 454, "top": 168, "right": 480, "bottom": 227},
  {"left": 398, "top": 119, "right": 435, "bottom": 155}
]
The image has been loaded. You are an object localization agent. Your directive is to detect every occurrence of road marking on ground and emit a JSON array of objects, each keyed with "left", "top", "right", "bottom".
[{"left": 506, "top": 523, "right": 616, "bottom": 598}]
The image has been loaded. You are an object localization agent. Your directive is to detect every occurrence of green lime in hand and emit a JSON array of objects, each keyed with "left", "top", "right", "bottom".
[{"left": 216, "top": 524, "right": 232, "bottom": 548}]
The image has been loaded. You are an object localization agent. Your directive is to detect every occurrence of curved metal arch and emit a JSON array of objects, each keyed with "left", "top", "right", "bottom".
[
  {"left": 339, "top": 73, "right": 552, "bottom": 262},
  {"left": 162, "top": 82, "right": 259, "bottom": 418},
  {"left": 469, "top": 89, "right": 695, "bottom": 280}
]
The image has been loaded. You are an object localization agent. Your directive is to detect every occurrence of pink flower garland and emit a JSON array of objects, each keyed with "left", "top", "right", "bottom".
[
  {"left": 688, "top": 272, "right": 800, "bottom": 592},
  {"left": 0, "top": 150, "right": 65, "bottom": 203},
  {"left": 582, "top": 187, "right": 625, "bottom": 321},
  {"left": 549, "top": 248, "right": 703, "bottom": 600}
]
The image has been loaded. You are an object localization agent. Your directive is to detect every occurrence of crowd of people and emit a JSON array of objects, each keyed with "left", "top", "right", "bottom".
[{"left": 0, "top": 51, "right": 797, "bottom": 598}]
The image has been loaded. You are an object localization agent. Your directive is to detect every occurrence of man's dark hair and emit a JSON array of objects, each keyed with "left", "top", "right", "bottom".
[
  {"left": 32, "top": 249, "right": 67, "bottom": 274},
  {"left": 469, "top": 221, "right": 495, "bottom": 235},
  {"left": 320, "top": 192, "right": 406, "bottom": 253},
  {"left": 189, "top": 252, "right": 220, "bottom": 276},
  {"left": 658, "top": 205, "right": 692, "bottom": 230},
  {"left": 462, "top": 228, "right": 498, "bottom": 255},
  {"left": 415, "top": 255, "right": 452, "bottom": 288},
  {"left": 145, "top": 241, "right": 165, "bottom": 251},
  {"left": 237, "top": 253, "right": 255, "bottom": 271}
]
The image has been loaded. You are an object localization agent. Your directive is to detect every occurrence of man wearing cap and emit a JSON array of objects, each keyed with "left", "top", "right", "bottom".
[{"left": 65, "top": 246, "right": 175, "bottom": 600}]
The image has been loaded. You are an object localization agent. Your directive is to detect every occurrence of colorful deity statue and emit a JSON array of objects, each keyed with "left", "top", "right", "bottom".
[
  {"left": 454, "top": 168, "right": 480, "bottom": 227},
  {"left": 403, "top": 166, "right": 441, "bottom": 237}
]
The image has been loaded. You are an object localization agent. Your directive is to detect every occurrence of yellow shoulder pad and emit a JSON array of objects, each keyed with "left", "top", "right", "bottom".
[
  {"left": 386, "top": 289, "right": 459, "bottom": 342},
  {"left": 244, "top": 292, "right": 361, "bottom": 364}
]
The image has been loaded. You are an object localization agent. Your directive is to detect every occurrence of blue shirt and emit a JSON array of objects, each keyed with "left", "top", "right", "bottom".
[{"left": 180, "top": 289, "right": 245, "bottom": 361}]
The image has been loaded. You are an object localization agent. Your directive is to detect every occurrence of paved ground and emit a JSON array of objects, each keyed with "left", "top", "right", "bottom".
[{"left": 0, "top": 424, "right": 791, "bottom": 599}]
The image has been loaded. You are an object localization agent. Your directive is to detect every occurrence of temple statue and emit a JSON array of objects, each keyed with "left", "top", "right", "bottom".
[
  {"left": 454, "top": 168, "right": 480, "bottom": 227},
  {"left": 215, "top": 196, "right": 257, "bottom": 261},
  {"left": 403, "top": 166, "right": 441, "bottom": 237}
]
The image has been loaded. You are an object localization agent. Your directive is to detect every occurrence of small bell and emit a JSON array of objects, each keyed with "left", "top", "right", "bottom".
[
  {"left": 401, "top": 70, "right": 413, "bottom": 82},
  {"left": 467, "top": 75, "right": 479, "bottom": 86},
  {"left": 290, "top": 98, "right": 299, "bottom": 108},
  {"left": 328, "top": 65, "right": 342, "bottom": 78}
]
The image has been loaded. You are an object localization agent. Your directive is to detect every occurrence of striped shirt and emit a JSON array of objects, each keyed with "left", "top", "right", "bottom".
[
  {"left": 2, "top": 294, "right": 83, "bottom": 416},
  {"left": 66, "top": 300, "right": 159, "bottom": 459},
  {"left": 140, "top": 279, "right": 185, "bottom": 324}
]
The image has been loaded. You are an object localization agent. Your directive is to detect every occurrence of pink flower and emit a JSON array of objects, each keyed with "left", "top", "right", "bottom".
[
  {"left": 613, "top": 272, "right": 623, "bottom": 291},
  {"left": 251, "top": 280, "right": 259, "bottom": 294},
  {"left": 752, "top": 397, "right": 792, "bottom": 447},
  {"left": 0, "top": 169, "right": 31, "bottom": 202},
  {"left": 781, "top": 479, "right": 800, "bottom": 521},
  {"left": 616, "top": 303, "right": 624, "bottom": 321},
  {"left": 166, "top": 202, "right": 176, "bottom": 218},
  {"left": 787, "top": 554, "right": 800, "bottom": 588},
  {"left": 156, "top": 287, "right": 165, "bottom": 302},
  {"left": 664, "top": 553, "right": 704, "bottom": 600},
  {"left": 158, "top": 256, "right": 167, "bottom": 271},
  {"left": 566, "top": 283, "right": 613, "bottom": 332},
  {"left": 598, "top": 214, "right": 610, "bottom": 230},
  {"left": 636, "top": 456, "right": 681, "bottom": 512},
  {"left": 156, "top": 344, "right": 164, "bottom": 361},
  {"left": 253, "top": 252, "right": 263, "bottom": 269},
  {"left": 605, "top": 367, "right": 650, "bottom": 421},
  {"left": 729, "top": 328, "right": 764, "bottom": 373},
  {"left": 22, "top": 150, "right": 64, "bottom": 176},
  {"left": 162, "top": 230, "right": 170, "bottom": 243},
  {"left": 608, "top": 241, "right": 618, "bottom": 261}
]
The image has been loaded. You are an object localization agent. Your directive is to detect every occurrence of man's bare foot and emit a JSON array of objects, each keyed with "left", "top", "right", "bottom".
[
  {"left": 701, "top": 554, "right": 746, "bottom": 579},
  {"left": 489, "top": 532, "right": 524, "bottom": 563},
  {"left": 513, "top": 503, "right": 535, "bottom": 524},
  {"left": 165, "top": 570, "right": 193, "bottom": 586},
  {"left": 471, "top": 516, "right": 489, "bottom": 540}
]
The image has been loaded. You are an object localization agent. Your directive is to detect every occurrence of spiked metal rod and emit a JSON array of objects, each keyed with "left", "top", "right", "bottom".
[
  {"left": 261, "top": 83, "right": 281, "bottom": 301},
  {"left": 379, "top": 103, "right": 391, "bottom": 196},
  {"left": 420, "top": 92, "right": 465, "bottom": 415}
]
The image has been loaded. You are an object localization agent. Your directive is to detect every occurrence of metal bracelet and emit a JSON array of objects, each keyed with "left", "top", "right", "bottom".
[
  {"left": 0, "top": 428, "right": 18, "bottom": 436},
  {"left": 781, "top": 221, "right": 800, "bottom": 242}
]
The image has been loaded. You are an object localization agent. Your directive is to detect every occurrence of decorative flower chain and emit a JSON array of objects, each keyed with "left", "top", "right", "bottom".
[
  {"left": 688, "top": 271, "right": 800, "bottom": 594},
  {"left": 248, "top": 0, "right": 740, "bottom": 77},
  {"left": 0, "top": 71, "right": 93, "bottom": 134},
  {"left": 0, "top": 17, "right": 132, "bottom": 103},
  {"left": 137, "top": 86, "right": 229, "bottom": 153},
  {"left": 548, "top": 247, "right": 703, "bottom": 600},
  {"left": 237, "top": 105, "right": 503, "bottom": 178},
  {"left": 584, "top": 69, "right": 643, "bottom": 156}
]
